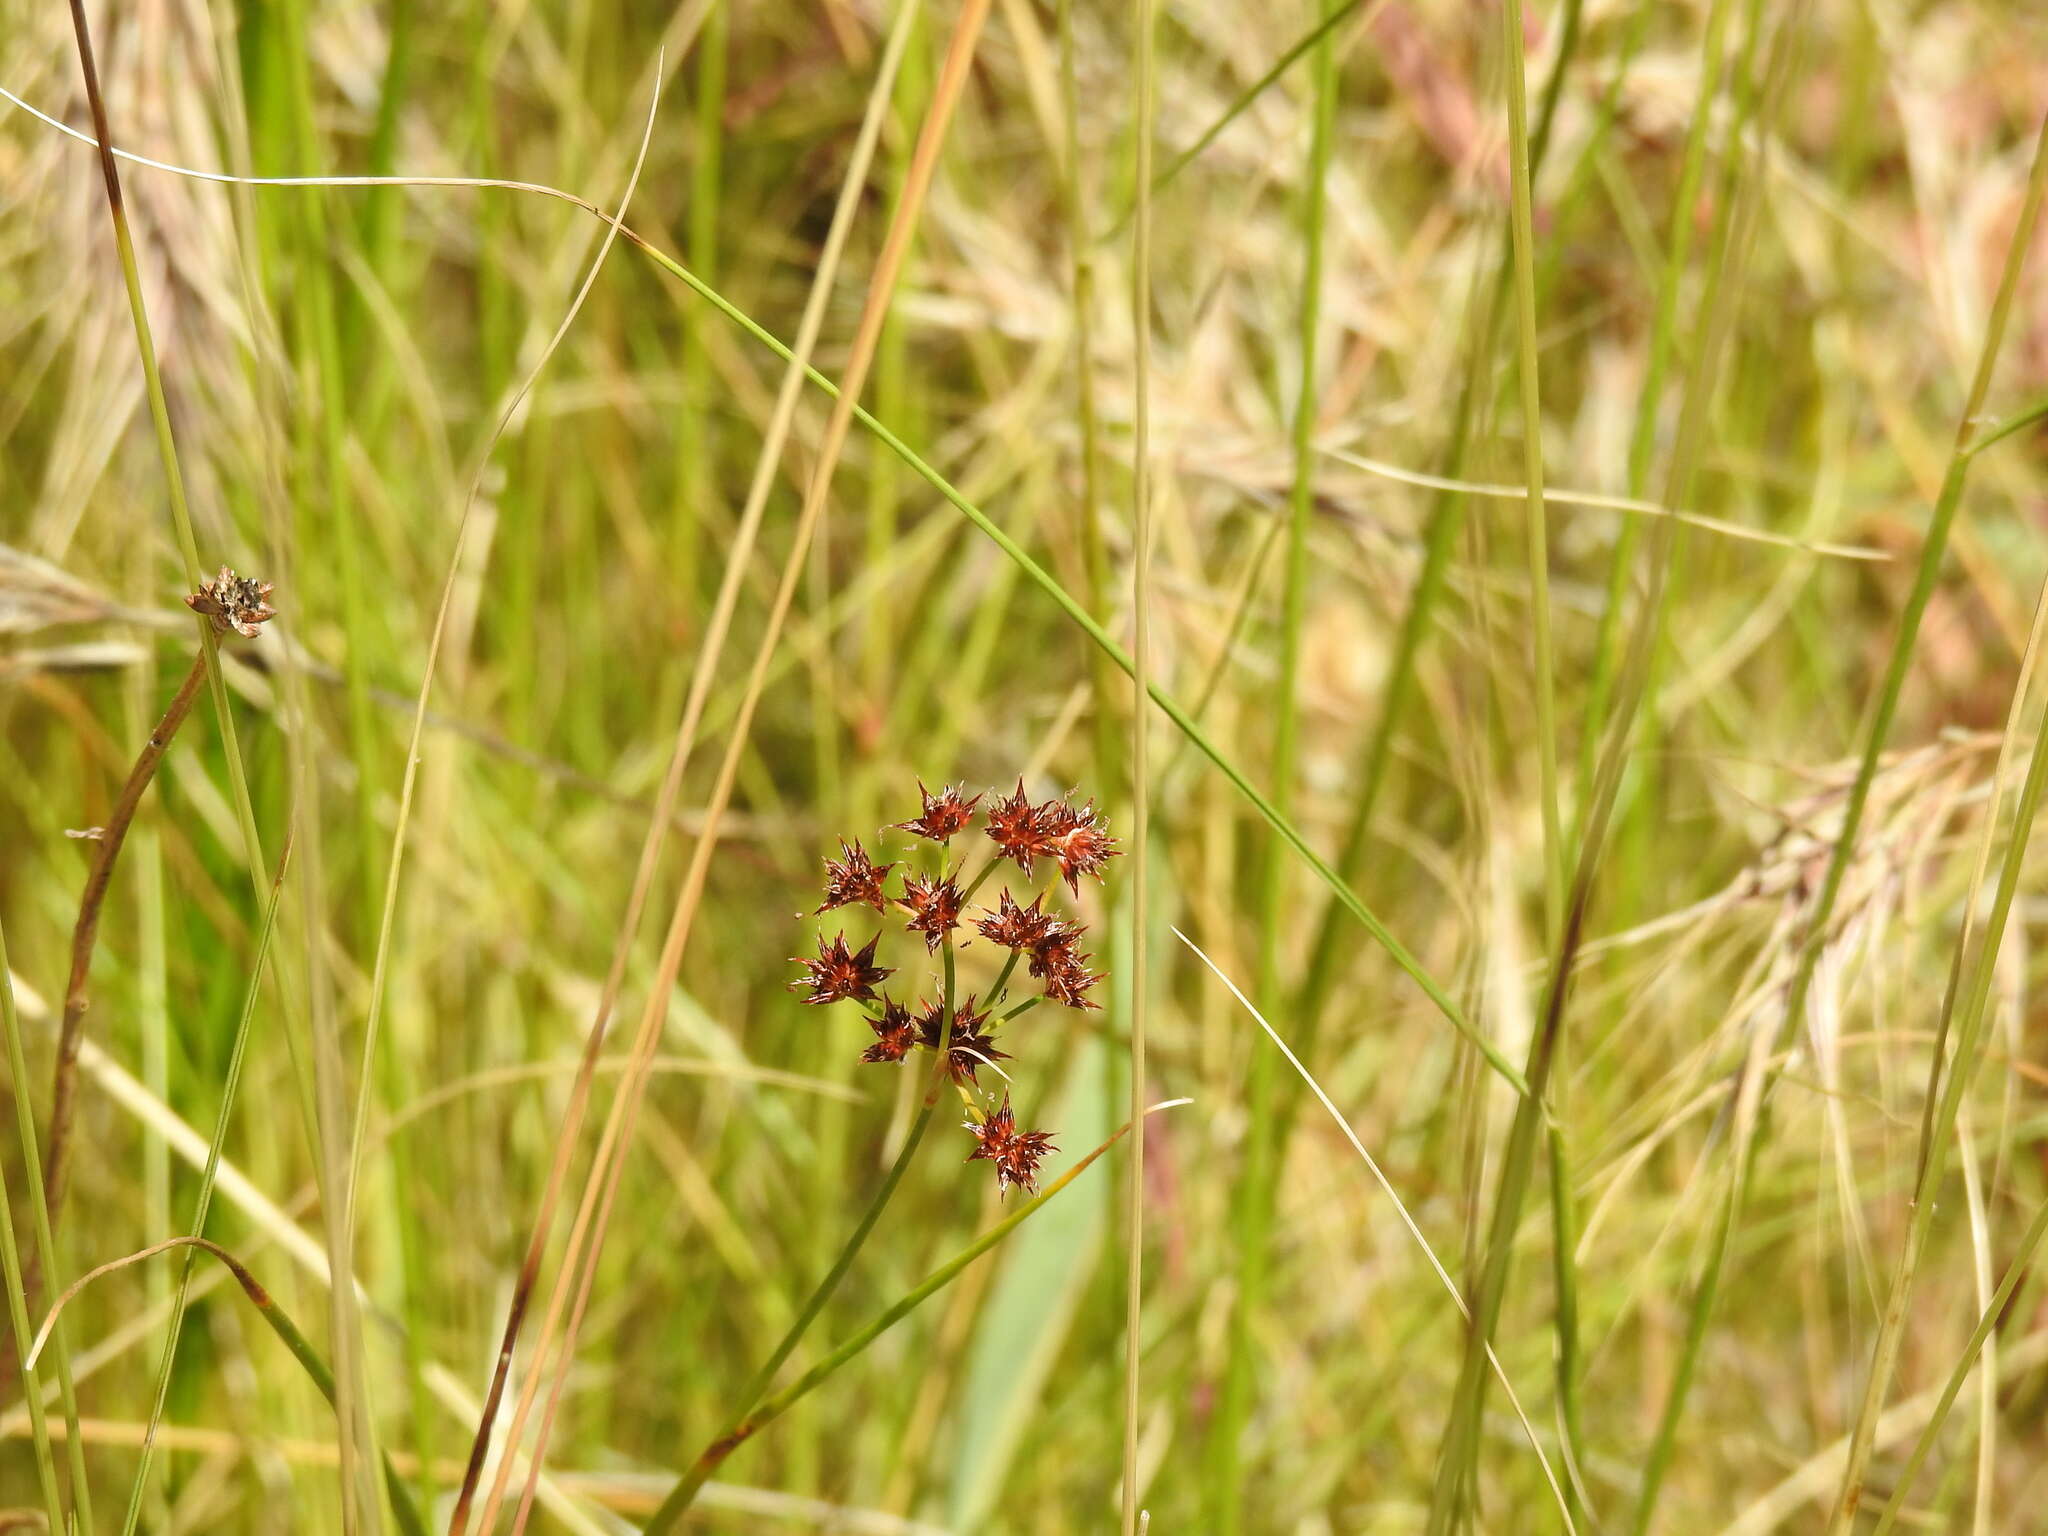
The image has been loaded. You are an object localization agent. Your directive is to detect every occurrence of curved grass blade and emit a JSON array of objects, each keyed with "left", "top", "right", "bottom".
[{"left": 31, "top": 1235, "right": 427, "bottom": 1536}]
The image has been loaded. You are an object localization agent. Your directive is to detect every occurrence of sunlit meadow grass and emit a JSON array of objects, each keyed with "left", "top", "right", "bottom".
[{"left": 5, "top": 0, "right": 2048, "bottom": 1531}]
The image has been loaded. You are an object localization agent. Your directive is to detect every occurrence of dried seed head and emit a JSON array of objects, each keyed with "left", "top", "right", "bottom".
[
  {"left": 899, "top": 872, "right": 965, "bottom": 953},
  {"left": 817, "top": 839, "right": 897, "bottom": 915},
  {"left": 861, "top": 996, "right": 918, "bottom": 1064},
  {"left": 185, "top": 566, "right": 277, "bottom": 639},
  {"left": 983, "top": 779, "right": 1057, "bottom": 875},
  {"left": 894, "top": 781, "right": 983, "bottom": 843},
  {"left": 789, "top": 931, "right": 894, "bottom": 1007},
  {"left": 914, "top": 994, "right": 1006, "bottom": 1085},
  {"left": 964, "top": 1094, "right": 1056, "bottom": 1197},
  {"left": 1041, "top": 798, "right": 1120, "bottom": 895}
]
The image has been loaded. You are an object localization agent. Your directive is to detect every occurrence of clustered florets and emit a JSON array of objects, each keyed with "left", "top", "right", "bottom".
[
  {"left": 790, "top": 932, "right": 893, "bottom": 1006},
  {"left": 788, "top": 779, "right": 1120, "bottom": 1195},
  {"left": 982, "top": 779, "right": 1119, "bottom": 895},
  {"left": 964, "top": 1095, "right": 1058, "bottom": 1198},
  {"left": 894, "top": 781, "right": 982, "bottom": 843},
  {"left": 185, "top": 566, "right": 277, "bottom": 639},
  {"left": 817, "top": 839, "right": 896, "bottom": 914}
]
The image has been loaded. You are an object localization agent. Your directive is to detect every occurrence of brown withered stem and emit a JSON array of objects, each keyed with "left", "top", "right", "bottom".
[
  {"left": 6, "top": 643, "right": 208, "bottom": 1397},
  {"left": 13, "top": 573, "right": 275, "bottom": 1392},
  {"left": 45, "top": 649, "right": 207, "bottom": 1226}
]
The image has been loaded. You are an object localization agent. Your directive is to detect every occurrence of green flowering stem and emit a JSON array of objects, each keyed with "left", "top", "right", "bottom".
[
  {"left": 999, "top": 996, "right": 1041, "bottom": 1025},
  {"left": 645, "top": 1097, "right": 1187, "bottom": 1532},
  {"left": 708, "top": 941, "right": 962, "bottom": 1459}
]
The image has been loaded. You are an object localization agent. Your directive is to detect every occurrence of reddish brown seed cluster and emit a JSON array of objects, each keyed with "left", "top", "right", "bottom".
[
  {"left": 789, "top": 779, "right": 1119, "bottom": 1196},
  {"left": 974, "top": 888, "right": 1101, "bottom": 1012},
  {"left": 964, "top": 1096, "right": 1057, "bottom": 1198},
  {"left": 817, "top": 840, "right": 896, "bottom": 915},
  {"left": 900, "top": 872, "right": 965, "bottom": 954},
  {"left": 894, "top": 782, "right": 982, "bottom": 843},
  {"left": 983, "top": 779, "right": 1120, "bottom": 896},
  {"left": 790, "top": 932, "right": 893, "bottom": 1006}
]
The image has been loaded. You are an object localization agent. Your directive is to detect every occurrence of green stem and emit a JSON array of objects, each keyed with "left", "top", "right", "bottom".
[
  {"left": 1502, "top": 0, "right": 1562, "bottom": 942},
  {"left": 1060, "top": 0, "right": 1121, "bottom": 796},
  {"left": 681, "top": 939, "right": 961, "bottom": 1481},
  {"left": 120, "top": 836, "right": 294, "bottom": 1532},
  {"left": 646, "top": 1106, "right": 1160, "bottom": 1532},
  {"left": 677, "top": 0, "right": 728, "bottom": 620}
]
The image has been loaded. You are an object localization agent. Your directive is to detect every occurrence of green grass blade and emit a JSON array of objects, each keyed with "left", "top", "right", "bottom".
[
  {"left": 1213, "top": 0, "right": 1337, "bottom": 1514},
  {"left": 119, "top": 835, "right": 294, "bottom": 1532},
  {"left": 0, "top": 926, "right": 66, "bottom": 1532}
]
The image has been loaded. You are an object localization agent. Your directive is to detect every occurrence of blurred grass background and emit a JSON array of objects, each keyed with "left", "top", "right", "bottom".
[{"left": 5, "top": 0, "right": 2048, "bottom": 1529}]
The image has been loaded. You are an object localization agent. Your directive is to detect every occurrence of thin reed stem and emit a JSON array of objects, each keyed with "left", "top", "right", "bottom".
[
  {"left": 0, "top": 936, "right": 66, "bottom": 1531},
  {"left": 477, "top": 11, "right": 991, "bottom": 1529},
  {"left": 439, "top": 7, "right": 925, "bottom": 1523},
  {"left": 1502, "top": 0, "right": 1562, "bottom": 943},
  {"left": 1122, "top": 0, "right": 1159, "bottom": 1521},
  {"left": 1213, "top": 0, "right": 1334, "bottom": 1514}
]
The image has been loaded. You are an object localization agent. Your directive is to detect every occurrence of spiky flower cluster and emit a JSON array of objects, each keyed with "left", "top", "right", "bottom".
[
  {"left": 789, "top": 780, "right": 1121, "bottom": 1195},
  {"left": 185, "top": 566, "right": 277, "bottom": 639}
]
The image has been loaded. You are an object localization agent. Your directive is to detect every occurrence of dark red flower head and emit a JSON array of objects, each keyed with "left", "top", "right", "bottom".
[
  {"left": 974, "top": 889, "right": 1070, "bottom": 952},
  {"left": 895, "top": 781, "right": 983, "bottom": 843},
  {"left": 914, "top": 994, "right": 1006, "bottom": 1084},
  {"left": 862, "top": 996, "right": 917, "bottom": 1064},
  {"left": 1035, "top": 943, "right": 1106, "bottom": 1009},
  {"left": 984, "top": 779, "right": 1057, "bottom": 875},
  {"left": 964, "top": 1094, "right": 1057, "bottom": 1197},
  {"left": 900, "top": 872, "right": 965, "bottom": 953},
  {"left": 817, "top": 838, "right": 897, "bottom": 915},
  {"left": 789, "top": 931, "right": 894, "bottom": 1006},
  {"left": 1041, "top": 798, "right": 1120, "bottom": 895}
]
